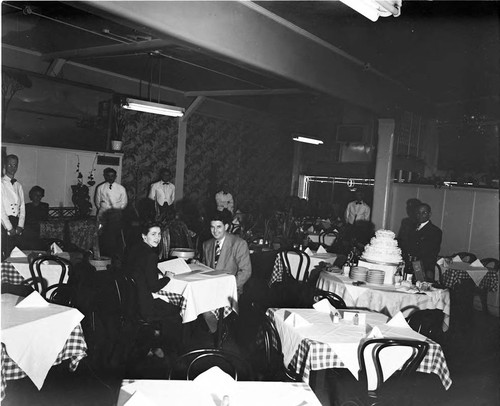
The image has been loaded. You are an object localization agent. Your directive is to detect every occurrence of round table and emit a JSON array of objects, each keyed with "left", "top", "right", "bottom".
[{"left": 316, "top": 271, "right": 451, "bottom": 330}]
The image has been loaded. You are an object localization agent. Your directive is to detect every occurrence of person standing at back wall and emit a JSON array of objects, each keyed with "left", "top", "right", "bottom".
[
  {"left": 1, "top": 154, "right": 25, "bottom": 260},
  {"left": 95, "top": 167, "right": 128, "bottom": 259}
]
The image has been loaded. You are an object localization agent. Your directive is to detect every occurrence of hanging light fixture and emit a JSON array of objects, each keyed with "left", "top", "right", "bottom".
[
  {"left": 121, "top": 51, "right": 185, "bottom": 117},
  {"left": 339, "top": 0, "right": 402, "bottom": 22},
  {"left": 293, "top": 135, "right": 324, "bottom": 145},
  {"left": 122, "top": 98, "right": 185, "bottom": 117}
]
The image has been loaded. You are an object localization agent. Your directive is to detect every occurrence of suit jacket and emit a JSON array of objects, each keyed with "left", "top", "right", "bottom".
[
  {"left": 125, "top": 241, "right": 170, "bottom": 319},
  {"left": 202, "top": 233, "right": 252, "bottom": 294},
  {"left": 407, "top": 221, "right": 442, "bottom": 274}
]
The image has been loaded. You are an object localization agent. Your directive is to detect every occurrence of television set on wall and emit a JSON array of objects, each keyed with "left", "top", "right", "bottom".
[{"left": 336, "top": 124, "right": 369, "bottom": 144}]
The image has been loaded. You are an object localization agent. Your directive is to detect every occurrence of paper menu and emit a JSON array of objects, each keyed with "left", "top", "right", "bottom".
[{"left": 157, "top": 258, "right": 191, "bottom": 276}]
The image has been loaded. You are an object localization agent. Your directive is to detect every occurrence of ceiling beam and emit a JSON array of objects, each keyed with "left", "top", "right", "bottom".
[
  {"left": 79, "top": 1, "right": 430, "bottom": 115},
  {"left": 184, "top": 88, "right": 303, "bottom": 97},
  {"left": 41, "top": 39, "right": 173, "bottom": 61}
]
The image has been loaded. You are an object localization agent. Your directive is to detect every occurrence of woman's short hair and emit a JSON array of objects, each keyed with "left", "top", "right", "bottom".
[
  {"left": 29, "top": 185, "right": 45, "bottom": 200},
  {"left": 140, "top": 221, "right": 162, "bottom": 236}
]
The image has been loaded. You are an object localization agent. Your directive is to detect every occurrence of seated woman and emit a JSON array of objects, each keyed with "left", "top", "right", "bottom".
[
  {"left": 125, "top": 221, "right": 182, "bottom": 357},
  {"left": 21, "top": 186, "right": 49, "bottom": 249}
]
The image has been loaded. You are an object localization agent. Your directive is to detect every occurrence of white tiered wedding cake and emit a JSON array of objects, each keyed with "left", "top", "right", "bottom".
[
  {"left": 362, "top": 229, "right": 402, "bottom": 264},
  {"left": 358, "top": 229, "right": 403, "bottom": 284}
]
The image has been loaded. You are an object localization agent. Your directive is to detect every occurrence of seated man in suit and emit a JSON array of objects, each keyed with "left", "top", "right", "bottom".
[
  {"left": 407, "top": 203, "right": 442, "bottom": 281},
  {"left": 201, "top": 209, "right": 252, "bottom": 332}
]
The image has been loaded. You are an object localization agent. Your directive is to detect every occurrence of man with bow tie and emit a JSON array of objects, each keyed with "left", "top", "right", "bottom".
[
  {"left": 407, "top": 203, "right": 442, "bottom": 281},
  {"left": 148, "top": 168, "right": 175, "bottom": 217},
  {"left": 95, "top": 167, "right": 128, "bottom": 258},
  {"left": 1, "top": 154, "right": 25, "bottom": 259},
  {"left": 345, "top": 189, "right": 371, "bottom": 225}
]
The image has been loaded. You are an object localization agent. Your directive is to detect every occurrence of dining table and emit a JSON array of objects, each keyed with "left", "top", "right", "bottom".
[
  {"left": 440, "top": 260, "right": 498, "bottom": 292},
  {"left": 116, "top": 379, "right": 323, "bottom": 406},
  {"left": 316, "top": 271, "right": 451, "bottom": 330},
  {"left": 267, "top": 307, "right": 452, "bottom": 391},
  {"left": 269, "top": 250, "right": 338, "bottom": 286},
  {"left": 1, "top": 293, "right": 87, "bottom": 400},
  {"left": 1, "top": 251, "right": 68, "bottom": 287},
  {"left": 153, "top": 263, "right": 238, "bottom": 324}
]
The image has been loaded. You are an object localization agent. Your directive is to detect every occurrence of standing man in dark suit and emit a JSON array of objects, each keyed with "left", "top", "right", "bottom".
[
  {"left": 407, "top": 203, "right": 442, "bottom": 281},
  {"left": 201, "top": 209, "right": 252, "bottom": 332}
]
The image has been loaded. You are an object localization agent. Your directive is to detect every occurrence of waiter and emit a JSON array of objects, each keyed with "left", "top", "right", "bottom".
[
  {"left": 1, "top": 154, "right": 25, "bottom": 259},
  {"left": 345, "top": 189, "right": 371, "bottom": 224},
  {"left": 148, "top": 168, "right": 175, "bottom": 218}
]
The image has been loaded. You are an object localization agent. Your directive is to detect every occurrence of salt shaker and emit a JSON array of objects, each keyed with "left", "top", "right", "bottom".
[
  {"left": 353, "top": 313, "right": 359, "bottom": 326},
  {"left": 222, "top": 395, "right": 230, "bottom": 406}
]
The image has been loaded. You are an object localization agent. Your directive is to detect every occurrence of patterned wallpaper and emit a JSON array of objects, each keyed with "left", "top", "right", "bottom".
[{"left": 119, "top": 110, "right": 293, "bottom": 214}]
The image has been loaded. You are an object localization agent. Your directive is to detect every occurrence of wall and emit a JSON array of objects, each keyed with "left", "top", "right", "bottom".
[
  {"left": 2, "top": 143, "right": 122, "bottom": 214},
  {"left": 119, "top": 110, "right": 293, "bottom": 213}
]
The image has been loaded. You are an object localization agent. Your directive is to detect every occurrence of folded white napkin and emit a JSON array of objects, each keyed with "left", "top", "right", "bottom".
[
  {"left": 386, "top": 311, "right": 410, "bottom": 328},
  {"left": 365, "top": 325, "right": 384, "bottom": 340},
  {"left": 452, "top": 255, "right": 463, "bottom": 262},
  {"left": 193, "top": 366, "right": 236, "bottom": 404},
  {"left": 50, "top": 242, "right": 63, "bottom": 254},
  {"left": 304, "top": 247, "right": 313, "bottom": 256},
  {"left": 313, "top": 298, "right": 337, "bottom": 314},
  {"left": 284, "top": 312, "right": 311, "bottom": 328},
  {"left": 10, "top": 246, "right": 26, "bottom": 258},
  {"left": 470, "top": 259, "right": 484, "bottom": 268},
  {"left": 317, "top": 245, "right": 327, "bottom": 254},
  {"left": 15, "top": 291, "right": 49, "bottom": 308},
  {"left": 124, "top": 390, "right": 159, "bottom": 406}
]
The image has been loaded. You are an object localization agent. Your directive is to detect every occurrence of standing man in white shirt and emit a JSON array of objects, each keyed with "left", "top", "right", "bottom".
[
  {"left": 94, "top": 167, "right": 128, "bottom": 258},
  {"left": 148, "top": 168, "right": 175, "bottom": 218},
  {"left": 345, "top": 189, "right": 371, "bottom": 225},
  {"left": 1, "top": 155, "right": 25, "bottom": 259}
]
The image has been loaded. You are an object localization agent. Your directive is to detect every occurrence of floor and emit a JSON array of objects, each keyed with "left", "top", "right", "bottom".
[{"left": 3, "top": 308, "right": 499, "bottom": 406}]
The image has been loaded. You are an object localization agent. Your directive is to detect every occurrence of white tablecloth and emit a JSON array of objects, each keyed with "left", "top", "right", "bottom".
[
  {"left": 317, "top": 272, "right": 451, "bottom": 330},
  {"left": 5, "top": 256, "right": 68, "bottom": 286},
  {"left": 1, "top": 293, "right": 84, "bottom": 390},
  {"left": 117, "top": 379, "right": 322, "bottom": 406},
  {"left": 154, "top": 266, "right": 238, "bottom": 323}
]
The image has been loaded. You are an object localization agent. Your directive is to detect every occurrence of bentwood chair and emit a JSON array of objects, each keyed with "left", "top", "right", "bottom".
[
  {"left": 279, "top": 248, "right": 311, "bottom": 283},
  {"left": 168, "top": 349, "right": 254, "bottom": 381},
  {"left": 274, "top": 248, "right": 312, "bottom": 307},
  {"left": 31, "top": 254, "right": 73, "bottom": 305},
  {"left": 342, "top": 338, "right": 429, "bottom": 406},
  {"left": 312, "top": 289, "right": 347, "bottom": 309},
  {"left": 406, "top": 309, "right": 445, "bottom": 344}
]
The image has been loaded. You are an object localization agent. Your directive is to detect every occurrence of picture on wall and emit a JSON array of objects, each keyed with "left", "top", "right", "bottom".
[{"left": 2, "top": 67, "right": 113, "bottom": 151}]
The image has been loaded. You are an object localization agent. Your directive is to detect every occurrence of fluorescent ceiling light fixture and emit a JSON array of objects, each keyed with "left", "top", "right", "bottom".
[
  {"left": 293, "top": 136, "right": 324, "bottom": 145},
  {"left": 122, "top": 98, "right": 185, "bottom": 117},
  {"left": 339, "top": 0, "right": 402, "bottom": 22}
]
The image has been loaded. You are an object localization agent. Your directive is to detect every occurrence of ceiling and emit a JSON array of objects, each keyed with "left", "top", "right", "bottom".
[{"left": 2, "top": 1, "right": 499, "bottom": 125}]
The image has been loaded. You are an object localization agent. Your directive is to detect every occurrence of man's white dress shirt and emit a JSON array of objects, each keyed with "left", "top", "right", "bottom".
[
  {"left": 94, "top": 182, "right": 128, "bottom": 214},
  {"left": 148, "top": 181, "right": 175, "bottom": 206},
  {"left": 345, "top": 200, "right": 371, "bottom": 224},
  {"left": 1, "top": 176, "right": 25, "bottom": 230}
]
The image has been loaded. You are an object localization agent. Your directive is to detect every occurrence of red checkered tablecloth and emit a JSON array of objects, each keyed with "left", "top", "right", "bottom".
[
  {"left": 441, "top": 268, "right": 498, "bottom": 292},
  {"left": 1, "top": 324, "right": 87, "bottom": 400},
  {"left": 1, "top": 262, "right": 25, "bottom": 285},
  {"left": 266, "top": 308, "right": 452, "bottom": 390}
]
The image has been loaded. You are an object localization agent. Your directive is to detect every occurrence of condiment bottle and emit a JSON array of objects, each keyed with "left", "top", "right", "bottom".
[
  {"left": 353, "top": 313, "right": 359, "bottom": 326},
  {"left": 394, "top": 264, "right": 403, "bottom": 286}
]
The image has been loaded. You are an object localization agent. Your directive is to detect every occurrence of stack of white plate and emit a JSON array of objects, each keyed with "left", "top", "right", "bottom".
[
  {"left": 367, "top": 269, "right": 385, "bottom": 285},
  {"left": 350, "top": 266, "right": 368, "bottom": 281}
]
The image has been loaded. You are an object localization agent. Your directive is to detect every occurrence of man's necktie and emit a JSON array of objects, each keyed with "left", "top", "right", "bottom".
[
  {"left": 109, "top": 183, "right": 112, "bottom": 189},
  {"left": 10, "top": 178, "right": 16, "bottom": 185},
  {"left": 214, "top": 241, "right": 221, "bottom": 267}
]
